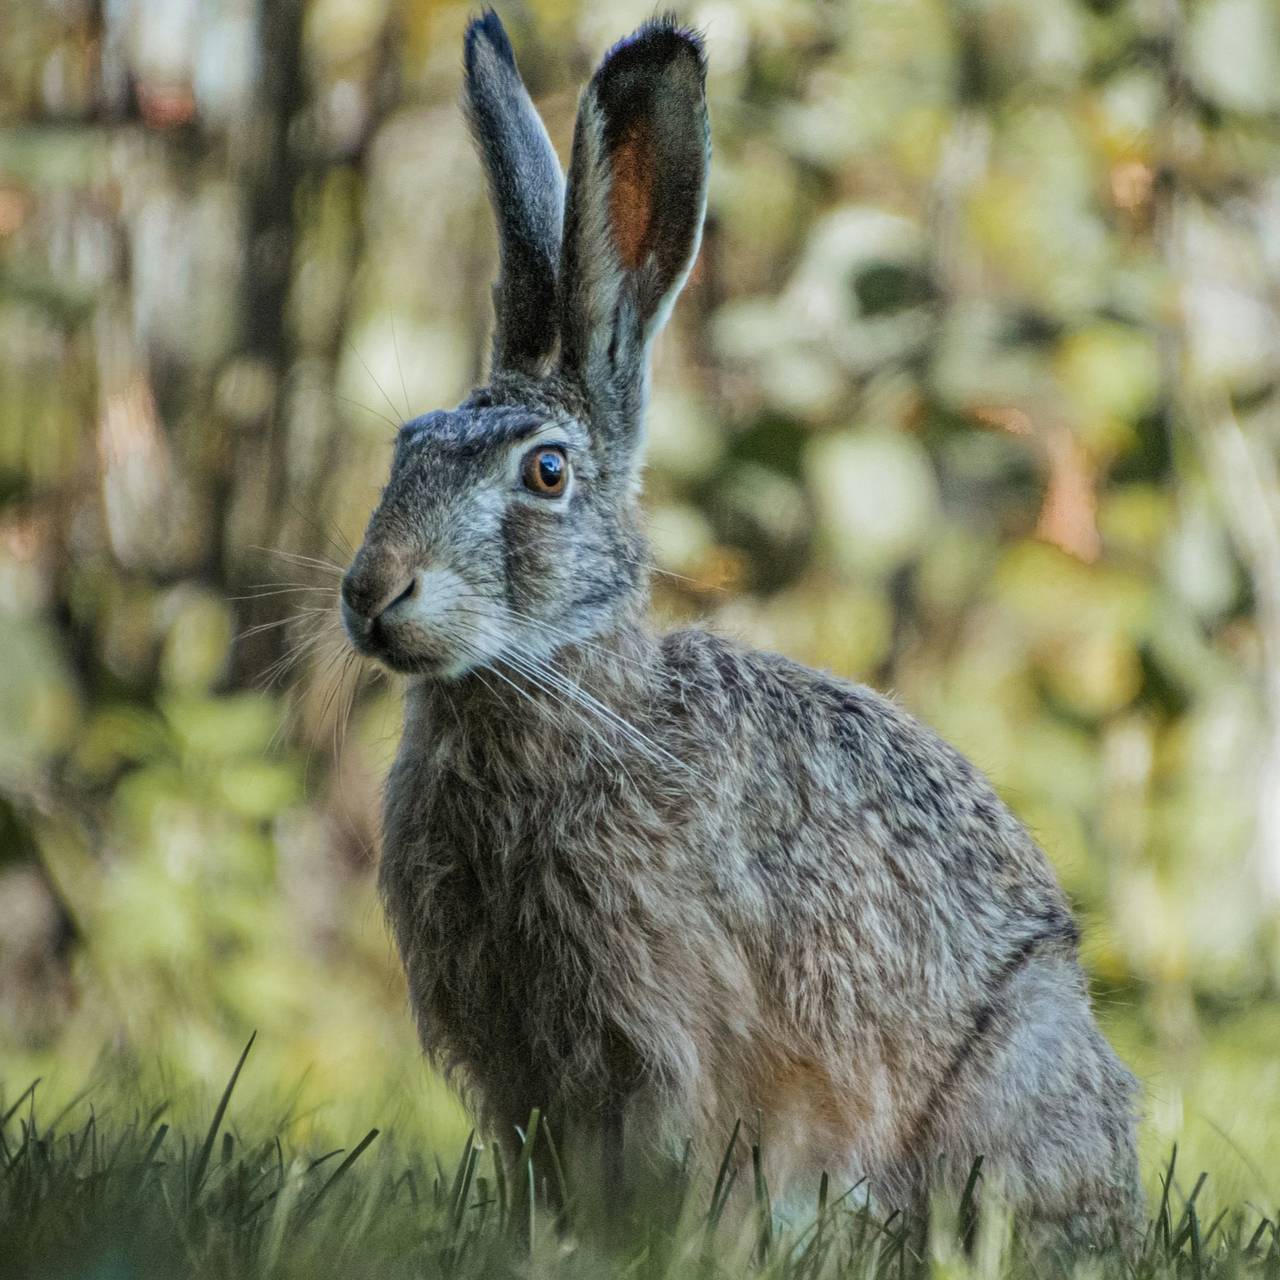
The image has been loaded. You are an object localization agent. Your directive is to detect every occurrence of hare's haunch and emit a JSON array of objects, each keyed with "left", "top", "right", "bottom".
[{"left": 340, "top": 9, "right": 1142, "bottom": 1238}]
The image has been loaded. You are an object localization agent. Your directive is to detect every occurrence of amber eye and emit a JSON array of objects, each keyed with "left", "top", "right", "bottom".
[{"left": 521, "top": 445, "right": 569, "bottom": 497}]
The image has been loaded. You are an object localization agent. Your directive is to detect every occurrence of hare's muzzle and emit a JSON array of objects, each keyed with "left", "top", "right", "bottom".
[
  {"left": 340, "top": 545, "right": 416, "bottom": 653},
  {"left": 339, "top": 544, "right": 499, "bottom": 679}
]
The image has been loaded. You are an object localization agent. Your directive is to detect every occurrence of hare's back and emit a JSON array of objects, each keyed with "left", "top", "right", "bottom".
[{"left": 659, "top": 627, "right": 1074, "bottom": 957}]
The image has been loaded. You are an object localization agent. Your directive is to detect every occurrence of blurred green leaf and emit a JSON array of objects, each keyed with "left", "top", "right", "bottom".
[{"left": 163, "top": 694, "right": 282, "bottom": 763}]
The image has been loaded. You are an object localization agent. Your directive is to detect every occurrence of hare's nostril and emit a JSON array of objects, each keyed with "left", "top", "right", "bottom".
[
  {"left": 387, "top": 577, "right": 417, "bottom": 610},
  {"left": 373, "top": 581, "right": 417, "bottom": 624}
]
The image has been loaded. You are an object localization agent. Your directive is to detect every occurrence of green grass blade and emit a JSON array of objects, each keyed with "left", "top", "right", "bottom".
[
  {"left": 959, "top": 1154, "right": 984, "bottom": 1251},
  {"left": 1246, "top": 1216, "right": 1272, "bottom": 1254},
  {"left": 0, "top": 1079, "right": 40, "bottom": 1132},
  {"left": 492, "top": 1135, "right": 508, "bottom": 1231},
  {"left": 751, "top": 1141, "right": 772, "bottom": 1260},
  {"left": 187, "top": 1030, "right": 256, "bottom": 1205},
  {"left": 707, "top": 1118, "right": 742, "bottom": 1231},
  {"left": 538, "top": 1119, "right": 572, "bottom": 1231},
  {"left": 299, "top": 1127, "right": 380, "bottom": 1225},
  {"left": 138, "top": 1121, "right": 168, "bottom": 1177},
  {"left": 448, "top": 1130, "right": 476, "bottom": 1224},
  {"left": 1156, "top": 1143, "right": 1178, "bottom": 1256},
  {"left": 509, "top": 1109, "right": 540, "bottom": 1244}
]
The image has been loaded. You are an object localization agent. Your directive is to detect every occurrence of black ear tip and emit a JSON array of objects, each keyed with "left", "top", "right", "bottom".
[
  {"left": 464, "top": 8, "right": 517, "bottom": 74},
  {"left": 599, "top": 13, "right": 707, "bottom": 81}
]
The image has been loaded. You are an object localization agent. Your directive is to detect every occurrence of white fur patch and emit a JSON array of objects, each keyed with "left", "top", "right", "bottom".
[{"left": 386, "top": 567, "right": 508, "bottom": 678}]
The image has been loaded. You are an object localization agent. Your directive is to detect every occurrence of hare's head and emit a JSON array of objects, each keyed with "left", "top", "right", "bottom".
[{"left": 341, "top": 11, "right": 708, "bottom": 678}]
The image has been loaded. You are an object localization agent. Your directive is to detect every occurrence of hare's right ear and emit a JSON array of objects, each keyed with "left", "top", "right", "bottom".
[{"left": 464, "top": 10, "right": 564, "bottom": 375}]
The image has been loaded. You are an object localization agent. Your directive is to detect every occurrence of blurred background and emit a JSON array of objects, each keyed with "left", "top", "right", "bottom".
[{"left": 3, "top": 0, "right": 1280, "bottom": 1200}]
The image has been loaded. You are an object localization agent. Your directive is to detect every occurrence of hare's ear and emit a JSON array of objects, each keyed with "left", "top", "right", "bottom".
[
  {"left": 559, "top": 18, "right": 709, "bottom": 402},
  {"left": 464, "top": 10, "right": 565, "bottom": 375}
]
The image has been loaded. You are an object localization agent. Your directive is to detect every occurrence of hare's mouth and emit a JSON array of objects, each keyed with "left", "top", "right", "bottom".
[
  {"left": 342, "top": 608, "right": 473, "bottom": 679},
  {"left": 359, "top": 627, "right": 451, "bottom": 675},
  {"left": 339, "top": 567, "right": 508, "bottom": 681}
]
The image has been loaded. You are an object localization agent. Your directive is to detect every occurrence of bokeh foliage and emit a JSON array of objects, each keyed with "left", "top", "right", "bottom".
[{"left": 2, "top": 0, "right": 1280, "bottom": 1203}]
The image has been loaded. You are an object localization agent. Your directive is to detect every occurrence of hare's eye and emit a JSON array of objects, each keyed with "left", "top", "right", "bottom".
[{"left": 521, "top": 445, "right": 569, "bottom": 497}]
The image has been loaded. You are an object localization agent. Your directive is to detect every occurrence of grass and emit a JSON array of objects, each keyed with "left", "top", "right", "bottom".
[{"left": 2, "top": 1038, "right": 1279, "bottom": 1280}]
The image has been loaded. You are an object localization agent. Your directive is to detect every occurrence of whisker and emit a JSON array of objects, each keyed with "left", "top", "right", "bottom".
[
  {"left": 267, "top": 654, "right": 325, "bottom": 752},
  {"left": 447, "top": 632, "right": 620, "bottom": 771},
  {"left": 329, "top": 524, "right": 355, "bottom": 558},
  {"left": 303, "top": 645, "right": 359, "bottom": 775},
  {"left": 329, "top": 391, "right": 399, "bottom": 432},
  {"left": 259, "top": 646, "right": 323, "bottom": 696},
  {"left": 257, "top": 626, "right": 339, "bottom": 691},
  {"left": 345, "top": 336, "right": 405, "bottom": 427},
  {"left": 424, "top": 592, "right": 690, "bottom": 773},
  {"left": 284, "top": 497, "right": 357, "bottom": 566},
  {"left": 490, "top": 648, "right": 645, "bottom": 789},
  {"left": 391, "top": 316, "right": 412, "bottom": 420},
  {"left": 314, "top": 648, "right": 353, "bottom": 730},
  {"left": 497, "top": 645, "right": 690, "bottom": 777},
  {"left": 614, "top": 554, "right": 713, "bottom": 589},
  {"left": 506, "top": 611, "right": 649, "bottom": 672},
  {"left": 332, "top": 650, "right": 359, "bottom": 763},
  {"left": 233, "top": 607, "right": 332, "bottom": 644},
  {"left": 227, "top": 585, "right": 337, "bottom": 602},
  {"left": 254, "top": 546, "right": 346, "bottom": 577},
  {"left": 442, "top": 596, "right": 651, "bottom": 673},
  {"left": 467, "top": 649, "right": 548, "bottom": 720},
  {"left": 262, "top": 631, "right": 349, "bottom": 754}
]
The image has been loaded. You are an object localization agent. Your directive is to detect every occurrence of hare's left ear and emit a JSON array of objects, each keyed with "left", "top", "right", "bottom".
[{"left": 558, "top": 18, "right": 709, "bottom": 404}]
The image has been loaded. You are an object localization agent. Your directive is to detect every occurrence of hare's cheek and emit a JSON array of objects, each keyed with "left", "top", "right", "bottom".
[{"left": 500, "top": 505, "right": 568, "bottom": 607}]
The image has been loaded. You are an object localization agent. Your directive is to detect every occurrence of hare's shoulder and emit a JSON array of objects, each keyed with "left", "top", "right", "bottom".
[
  {"left": 659, "top": 623, "right": 981, "bottom": 784},
  {"left": 658, "top": 626, "right": 1067, "bottom": 902}
]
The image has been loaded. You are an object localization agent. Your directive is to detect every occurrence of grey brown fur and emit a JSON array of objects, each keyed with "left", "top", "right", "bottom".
[{"left": 340, "top": 10, "right": 1142, "bottom": 1237}]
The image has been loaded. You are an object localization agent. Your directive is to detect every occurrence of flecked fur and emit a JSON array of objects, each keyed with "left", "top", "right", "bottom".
[{"left": 340, "top": 10, "right": 1143, "bottom": 1239}]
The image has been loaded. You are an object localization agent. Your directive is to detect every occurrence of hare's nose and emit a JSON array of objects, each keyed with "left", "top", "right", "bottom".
[{"left": 341, "top": 564, "right": 418, "bottom": 625}]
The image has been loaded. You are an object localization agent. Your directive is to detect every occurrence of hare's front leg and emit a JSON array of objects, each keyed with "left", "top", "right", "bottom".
[{"left": 534, "top": 1103, "right": 644, "bottom": 1232}]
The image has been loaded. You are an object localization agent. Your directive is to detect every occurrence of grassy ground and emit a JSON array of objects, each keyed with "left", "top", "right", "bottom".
[{"left": 3, "top": 1037, "right": 1279, "bottom": 1280}]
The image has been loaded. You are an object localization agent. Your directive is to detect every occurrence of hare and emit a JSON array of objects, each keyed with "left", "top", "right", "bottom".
[{"left": 339, "top": 9, "right": 1143, "bottom": 1239}]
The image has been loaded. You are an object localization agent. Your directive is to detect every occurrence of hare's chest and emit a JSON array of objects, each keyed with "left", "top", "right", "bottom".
[{"left": 382, "top": 770, "right": 657, "bottom": 1026}]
